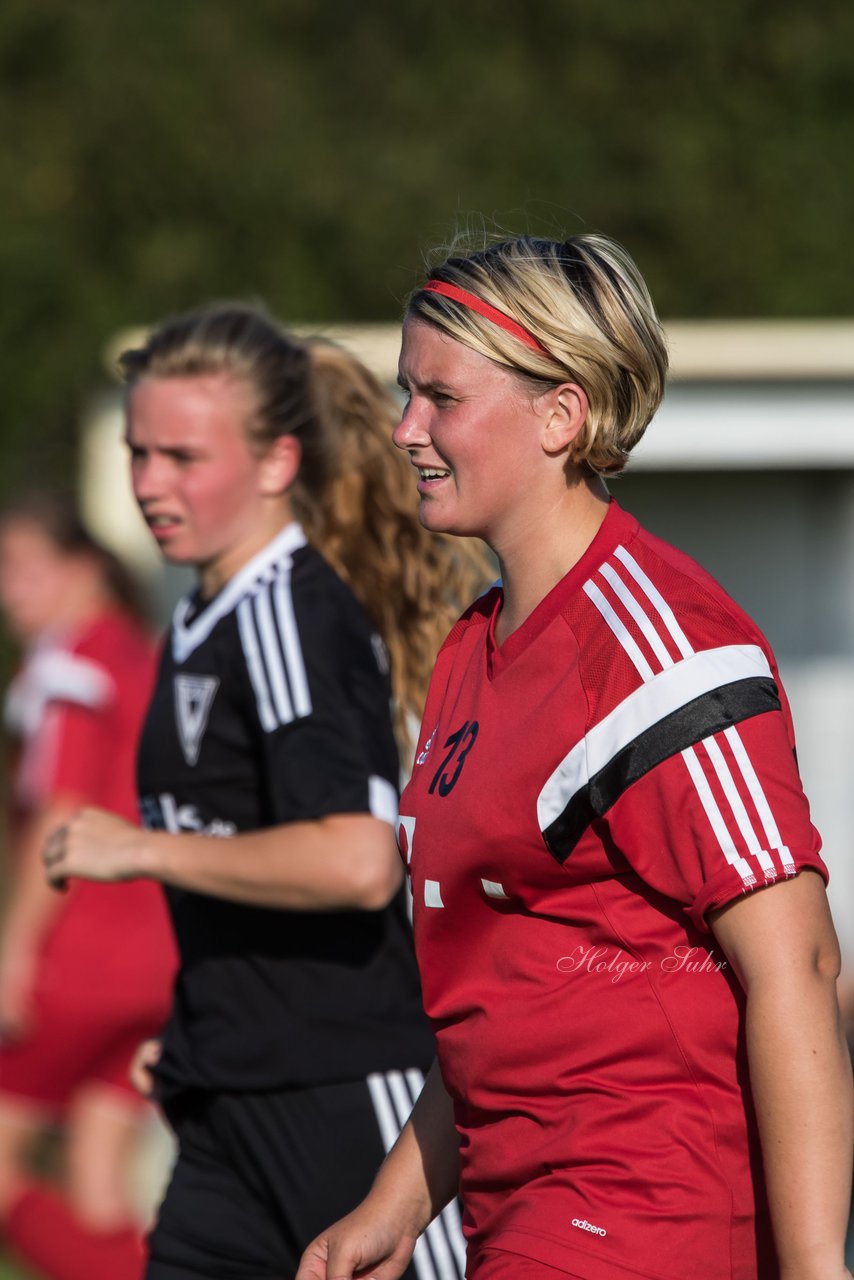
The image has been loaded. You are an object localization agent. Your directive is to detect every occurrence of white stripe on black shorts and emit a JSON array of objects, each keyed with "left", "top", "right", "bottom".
[{"left": 147, "top": 1070, "right": 466, "bottom": 1280}]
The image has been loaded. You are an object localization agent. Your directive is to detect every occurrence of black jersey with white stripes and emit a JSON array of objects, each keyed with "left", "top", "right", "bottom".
[{"left": 138, "top": 523, "right": 435, "bottom": 1094}]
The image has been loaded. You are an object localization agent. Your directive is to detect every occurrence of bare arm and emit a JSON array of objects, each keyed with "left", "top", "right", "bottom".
[
  {"left": 710, "top": 870, "right": 854, "bottom": 1280},
  {"left": 43, "top": 807, "right": 402, "bottom": 911},
  {"left": 297, "top": 1059, "right": 460, "bottom": 1280},
  {"left": 0, "top": 800, "right": 78, "bottom": 1035}
]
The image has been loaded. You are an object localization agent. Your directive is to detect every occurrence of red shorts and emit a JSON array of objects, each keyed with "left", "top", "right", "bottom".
[
  {"left": 0, "top": 995, "right": 156, "bottom": 1115},
  {"left": 470, "top": 1249, "right": 584, "bottom": 1279}
]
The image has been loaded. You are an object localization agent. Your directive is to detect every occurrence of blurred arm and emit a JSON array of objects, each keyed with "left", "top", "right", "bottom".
[
  {"left": 43, "top": 806, "right": 403, "bottom": 911},
  {"left": 0, "top": 799, "right": 78, "bottom": 1033}
]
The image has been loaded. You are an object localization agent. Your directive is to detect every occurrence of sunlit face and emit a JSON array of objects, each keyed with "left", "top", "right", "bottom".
[
  {"left": 0, "top": 521, "right": 70, "bottom": 640},
  {"left": 394, "top": 317, "right": 549, "bottom": 547},
  {"left": 126, "top": 374, "right": 286, "bottom": 593}
]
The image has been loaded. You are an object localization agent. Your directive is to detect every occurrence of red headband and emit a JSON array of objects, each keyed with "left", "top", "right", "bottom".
[{"left": 420, "top": 280, "right": 551, "bottom": 357}]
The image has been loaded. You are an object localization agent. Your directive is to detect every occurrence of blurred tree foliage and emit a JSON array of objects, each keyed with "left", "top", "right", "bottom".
[{"left": 0, "top": 0, "right": 851, "bottom": 489}]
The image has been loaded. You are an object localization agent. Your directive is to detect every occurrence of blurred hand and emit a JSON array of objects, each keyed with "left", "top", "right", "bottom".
[
  {"left": 130, "top": 1038, "right": 162, "bottom": 1098},
  {"left": 0, "top": 945, "right": 38, "bottom": 1040},
  {"left": 296, "top": 1202, "right": 418, "bottom": 1280},
  {"left": 42, "top": 808, "right": 143, "bottom": 889}
]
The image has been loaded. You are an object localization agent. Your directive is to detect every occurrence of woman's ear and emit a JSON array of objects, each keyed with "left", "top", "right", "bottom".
[
  {"left": 258, "top": 434, "right": 302, "bottom": 496},
  {"left": 541, "top": 382, "right": 589, "bottom": 457}
]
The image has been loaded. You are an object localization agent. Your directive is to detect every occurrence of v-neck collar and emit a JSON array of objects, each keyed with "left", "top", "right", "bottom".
[
  {"left": 171, "top": 522, "right": 307, "bottom": 663},
  {"left": 485, "top": 500, "right": 639, "bottom": 679}
]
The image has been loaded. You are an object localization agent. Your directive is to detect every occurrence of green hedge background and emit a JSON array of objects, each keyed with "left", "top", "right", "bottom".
[{"left": 0, "top": 0, "right": 852, "bottom": 493}]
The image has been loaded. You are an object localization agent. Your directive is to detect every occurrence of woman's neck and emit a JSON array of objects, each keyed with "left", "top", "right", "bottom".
[
  {"left": 493, "top": 474, "right": 610, "bottom": 645},
  {"left": 198, "top": 503, "right": 296, "bottom": 600},
  {"left": 43, "top": 582, "right": 115, "bottom": 641}
]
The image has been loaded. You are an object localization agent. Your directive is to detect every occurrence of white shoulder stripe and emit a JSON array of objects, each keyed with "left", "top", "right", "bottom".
[
  {"left": 273, "top": 565, "right": 312, "bottom": 718},
  {"left": 537, "top": 643, "right": 772, "bottom": 831},
  {"left": 587, "top": 545, "right": 792, "bottom": 885},
  {"left": 253, "top": 584, "right": 295, "bottom": 724},
  {"left": 583, "top": 579, "right": 654, "bottom": 680},
  {"left": 238, "top": 573, "right": 315, "bottom": 732},
  {"left": 598, "top": 561, "right": 674, "bottom": 669},
  {"left": 613, "top": 545, "right": 694, "bottom": 658},
  {"left": 236, "top": 599, "right": 278, "bottom": 733}
]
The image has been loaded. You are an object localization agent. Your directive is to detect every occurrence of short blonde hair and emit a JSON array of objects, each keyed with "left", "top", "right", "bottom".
[{"left": 408, "top": 233, "right": 668, "bottom": 475}]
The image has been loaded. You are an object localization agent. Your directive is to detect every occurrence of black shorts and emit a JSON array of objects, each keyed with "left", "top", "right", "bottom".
[{"left": 146, "top": 1068, "right": 466, "bottom": 1280}]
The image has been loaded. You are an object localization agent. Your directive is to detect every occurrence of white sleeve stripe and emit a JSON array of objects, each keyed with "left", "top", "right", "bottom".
[
  {"left": 583, "top": 580, "right": 654, "bottom": 681},
  {"left": 274, "top": 566, "right": 312, "bottom": 718},
  {"left": 39, "top": 653, "right": 115, "bottom": 708},
  {"left": 613, "top": 545, "right": 694, "bottom": 659},
  {"left": 253, "top": 585, "right": 295, "bottom": 724},
  {"left": 698, "top": 735, "right": 776, "bottom": 876},
  {"left": 681, "top": 746, "right": 756, "bottom": 885},
  {"left": 723, "top": 725, "right": 796, "bottom": 873},
  {"left": 581, "top": 545, "right": 793, "bottom": 890},
  {"left": 369, "top": 775, "right": 398, "bottom": 825},
  {"left": 598, "top": 562, "right": 674, "bottom": 669},
  {"left": 536, "top": 643, "right": 773, "bottom": 829},
  {"left": 236, "top": 600, "right": 277, "bottom": 733}
]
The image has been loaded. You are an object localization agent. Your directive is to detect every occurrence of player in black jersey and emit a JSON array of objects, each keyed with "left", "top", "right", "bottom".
[{"left": 42, "top": 306, "right": 487, "bottom": 1280}]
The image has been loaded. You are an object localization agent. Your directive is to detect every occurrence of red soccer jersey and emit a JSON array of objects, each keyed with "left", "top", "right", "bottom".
[
  {"left": 6, "top": 610, "right": 176, "bottom": 1017},
  {"left": 398, "top": 501, "right": 826, "bottom": 1280}
]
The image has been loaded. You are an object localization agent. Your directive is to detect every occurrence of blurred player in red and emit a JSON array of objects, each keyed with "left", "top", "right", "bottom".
[{"left": 0, "top": 495, "right": 177, "bottom": 1280}]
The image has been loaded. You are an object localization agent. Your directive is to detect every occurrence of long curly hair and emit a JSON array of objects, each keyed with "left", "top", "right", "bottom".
[
  {"left": 303, "top": 339, "right": 490, "bottom": 745},
  {"left": 120, "top": 304, "right": 490, "bottom": 750}
]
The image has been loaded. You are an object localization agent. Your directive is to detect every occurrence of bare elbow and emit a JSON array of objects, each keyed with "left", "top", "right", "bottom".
[
  {"left": 812, "top": 932, "right": 843, "bottom": 985},
  {"left": 349, "top": 856, "right": 403, "bottom": 910},
  {"left": 323, "top": 815, "right": 404, "bottom": 910}
]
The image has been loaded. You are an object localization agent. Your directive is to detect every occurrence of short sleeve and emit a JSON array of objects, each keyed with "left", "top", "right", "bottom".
[
  {"left": 599, "top": 698, "right": 826, "bottom": 930},
  {"left": 537, "top": 537, "right": 829, "bottom": 932},
  {"left": 18, "top": 652, "right": 115, "bottom": 807},
  {"left": 234, "top": 568, "right": 399, "bottom": 828}
]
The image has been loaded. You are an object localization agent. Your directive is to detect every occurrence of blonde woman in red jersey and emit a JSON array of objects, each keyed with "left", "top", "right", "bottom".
[{"left": 297, "top": 234, "right": 853, "bottom": 1280}]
